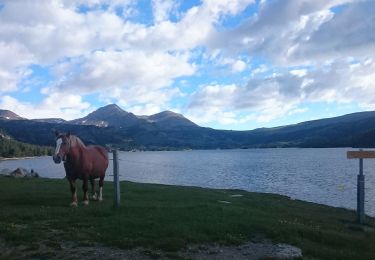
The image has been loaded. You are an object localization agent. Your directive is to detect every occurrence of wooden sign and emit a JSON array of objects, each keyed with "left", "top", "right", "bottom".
[
  {"left": 346, "top": 149, "right": 375, "bottom": 224},
  {"left": 347, "top": 150, "right": 375, "bottom": 159}
]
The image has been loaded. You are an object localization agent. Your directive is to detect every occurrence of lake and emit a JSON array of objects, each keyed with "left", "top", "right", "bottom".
[{"left": 1, "top": 148, "right": 375, "bottom": 216}]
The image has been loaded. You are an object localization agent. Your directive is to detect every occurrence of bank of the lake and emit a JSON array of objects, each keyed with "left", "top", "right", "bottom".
[
  {"left": 0, "top": 177, "right": 374, "bottom": 259},
  {"left": 2, "top": 148, "right": 375, "bottom": 217},
  {"left": 0, "top": 156, "right": 40, "bottom": 161}
]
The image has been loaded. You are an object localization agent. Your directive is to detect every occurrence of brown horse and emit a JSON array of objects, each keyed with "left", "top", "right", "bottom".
[{"left": 52, "top": 131, "right": 109, "bottom": 206}]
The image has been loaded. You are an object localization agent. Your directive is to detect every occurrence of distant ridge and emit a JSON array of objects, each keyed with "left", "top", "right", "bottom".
[
  {"left": 32, "top": 118, "right": 67, "bottom": 124},
  {"left": 1, "top": 105, "right": 375, "bottom": 149}
]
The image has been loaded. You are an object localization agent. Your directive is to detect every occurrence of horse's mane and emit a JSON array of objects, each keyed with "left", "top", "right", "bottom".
[{"left": 70, "top": 135, "right": 86, "bottom": 148}]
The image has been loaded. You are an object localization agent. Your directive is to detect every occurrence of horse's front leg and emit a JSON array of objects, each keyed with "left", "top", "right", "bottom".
[
  {"left": 68, "top": 179, "right": 78, "bottom": 207},
  {"left": 82, "top": 178, "right": 89, "bottom": 205}
]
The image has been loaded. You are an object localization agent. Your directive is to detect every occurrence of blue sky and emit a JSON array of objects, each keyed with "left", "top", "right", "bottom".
[{"left": 0, "top": 0, "right": 374, "bottom": 130}]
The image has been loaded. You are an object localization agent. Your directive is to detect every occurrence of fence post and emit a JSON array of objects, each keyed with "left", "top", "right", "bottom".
[
  {"left": 357, "top": 157, "right": 365, "bottom": 224},
  {"left": 113, "top": 149, "right": 120, "bottom": 208}
]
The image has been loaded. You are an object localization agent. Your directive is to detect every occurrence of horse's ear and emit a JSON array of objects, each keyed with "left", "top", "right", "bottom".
[
  {"left": 67, "top": 132, "right": 71, "bottom": 137},
  {"left": 54, "top": 130, "right": 59, "bottom": 137}
]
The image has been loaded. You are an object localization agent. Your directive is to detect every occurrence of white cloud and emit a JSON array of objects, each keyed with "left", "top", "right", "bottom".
[
  {"left": 50, "top": 49, "right": 195, "bottom": 108},
  {"left": 203, "top": 0, "right": 255, "bottom": 17},
  {"left": 220, "top": 58, "right": 247, "bottom": 73},
  {"left": 0, "top": 42, "right": 34, "bottom": 93},
  {"left": 128, "top": 104, "right": 163, "bottom": 116},
  {"left": 251, "top": 64, "right": 268, "bottom": 76},
  {"left": 0, "top": 0, "right": 374, "bottom": 128},
  {"left": 0, "top": 0, "right": 92, "bottom": 64},
  {"left": 288, "top": 107, "right": 309, "bottom": 116},
  {"left": 187, "top": 107, "right": 239, "bottom": 126},
  {"left": 188, "top": 58, "right": 375, "bottom": 124},
  {"left": 152, "top": 0, "right": 177, "bottom": 23},
  {"left": 290, "top": 69, "right": 307, "bottom": 77},
  {"left": 292, "top": 1, "right": 375, "bottom": 62},
  {"left": 0, "top": 94, "right": 92, "bottom": 120},
  {"left": 125, "top": 0, "right": 255, "bottom": 52},
  {"left": 0, "top": 0, "right": 256, "bottom": 118},
  {"left": 208, "top": 0, "right": 364, "bottom": 65}
]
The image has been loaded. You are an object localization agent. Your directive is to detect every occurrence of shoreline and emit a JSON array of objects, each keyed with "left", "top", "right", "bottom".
[{"left": 0, "top": 156, "right": 44, "bottom": 161}]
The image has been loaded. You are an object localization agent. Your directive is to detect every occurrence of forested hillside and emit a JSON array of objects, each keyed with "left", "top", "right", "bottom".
[{"left": 0, "top": 131, "right": 53, "bottom": 158}]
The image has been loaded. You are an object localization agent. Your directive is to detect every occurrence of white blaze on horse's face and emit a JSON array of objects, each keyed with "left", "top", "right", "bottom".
[
  {"left": 53, "top": 137, "right": 64, "bottom": 164},
  {"left": 55, "top": 138, "right": 63, "bottom": 156}
]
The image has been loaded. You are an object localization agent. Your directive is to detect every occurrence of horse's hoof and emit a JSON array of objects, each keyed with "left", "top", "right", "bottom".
[
  {"left": 82, "top": 200, "right": 89, "bottom": 206},
  {"left": 70, "top": 201, "right": 78, "bottom": 207},
  {"left": 92, "top": 194, "right": 98, "bottom": 201}
]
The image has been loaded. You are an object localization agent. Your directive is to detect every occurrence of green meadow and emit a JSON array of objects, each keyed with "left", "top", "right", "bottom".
[{"left": 0, "top": 177, "right": 374, "bottom": 259}]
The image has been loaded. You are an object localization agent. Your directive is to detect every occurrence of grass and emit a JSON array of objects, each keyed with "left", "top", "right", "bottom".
[{"left": 0, "top": 176, "right": 374, "bottom": 259}]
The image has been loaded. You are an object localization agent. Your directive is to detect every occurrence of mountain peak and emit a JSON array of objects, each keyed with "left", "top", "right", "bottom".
[
  {"left": 150, "top": 110, "right": 183, "bottom": 118},
  {"left": 0, "top": 110, "right": 24, "bottom": 120},
  {"left": 70, "top": 104, "right": 139, "bottom": 127},
  {"left": 98, "top": 104, "right": 124, "bottom": 112},
  {"left": 148, "top": 110, "right": 197, "bottom": 128},
  {"left": 89, "top": 104, "right": 135, "bottom": 119}
]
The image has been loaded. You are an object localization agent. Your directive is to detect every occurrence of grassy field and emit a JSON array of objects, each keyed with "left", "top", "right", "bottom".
[{"left": 0, "top": 177, "right": 374, "bottom": 259}]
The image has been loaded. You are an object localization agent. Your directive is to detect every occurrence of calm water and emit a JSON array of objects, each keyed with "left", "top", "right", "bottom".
[{"left": 1, "top": 148, "right": 375, "bottom": 216}]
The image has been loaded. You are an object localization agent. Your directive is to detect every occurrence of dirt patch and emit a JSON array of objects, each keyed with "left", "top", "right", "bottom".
[
  {"left": 180, "top": 242, "right": 302, "bottom": 259},
  {"left": 0, "top": 238, "right": 302, "bottom": 259}
]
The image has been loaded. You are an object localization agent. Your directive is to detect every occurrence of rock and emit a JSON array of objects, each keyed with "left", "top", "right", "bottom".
[
  {"left": 9, "top": 168, "right": 29, "bottom": 178},
  {"left": 8, "top": 168, "right": 39, "bottom": 178},
  {"left": 25, "top": 169, "right": 39, "bottom": 178},
  {"left": 268, "top": 243, "right": 303, "bottom": 259}
]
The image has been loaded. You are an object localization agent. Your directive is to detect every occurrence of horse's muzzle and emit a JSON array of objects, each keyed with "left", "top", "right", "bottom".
[{"left": 53, "top": 155, "right": 62, "bottom": 164}]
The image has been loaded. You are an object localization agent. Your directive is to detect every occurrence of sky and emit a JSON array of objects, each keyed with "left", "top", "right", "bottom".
[{"left": 0, "top": 0, "right": 374, "bottom": 130}]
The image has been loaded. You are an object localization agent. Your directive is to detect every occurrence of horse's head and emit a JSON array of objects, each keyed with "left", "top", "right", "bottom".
[{"left": 53, "top": 131, "right": 71, "bottom": 164}]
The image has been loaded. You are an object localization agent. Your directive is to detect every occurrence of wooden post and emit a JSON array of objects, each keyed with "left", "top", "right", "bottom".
[
  {"left": 347, "top": 149, "right": 375, "bottom": 224},
  {"left": 357, "top": 157, "right": 365, "bottom": 224},
  {"left": 113, "top": 149, "right": 120, "bottom": 208}
]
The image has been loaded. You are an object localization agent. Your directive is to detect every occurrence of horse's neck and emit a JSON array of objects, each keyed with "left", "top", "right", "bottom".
[
  {"left": 67, "top": 136, "right": 86, "bottom": 166},
  {"left": 71, "top": 136, "right": 86, "bottom": 148}
]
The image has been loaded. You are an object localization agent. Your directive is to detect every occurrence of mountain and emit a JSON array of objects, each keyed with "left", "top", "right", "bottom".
[
  {"left": 142, "top": 111, "right": 198, "bottom": 129},
  {"left": 70, "top": 104, "right": 198, "bottom": 130},
  {"left": 0, "top": 110, "right": 24, "bottom": 120},
  {"left": 70, "top": 104, "right": 144, "bottom": 128},
  {"left": 1, "top": 105, "right": 375, "bottom": 150}
]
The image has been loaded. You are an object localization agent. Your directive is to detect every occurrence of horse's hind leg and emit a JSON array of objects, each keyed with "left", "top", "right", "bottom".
[
  {"left": 90, "top": 178, "right": 98, "bottom": 201},
  {"left": 69, "top": 179, "right": 78, "bottom": 207},
  {"left": 98, "top": 176, "right": 104, "bottom": 201},
  {"left": 82, "top": 178, "right": 89, "bottom": 205}
]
